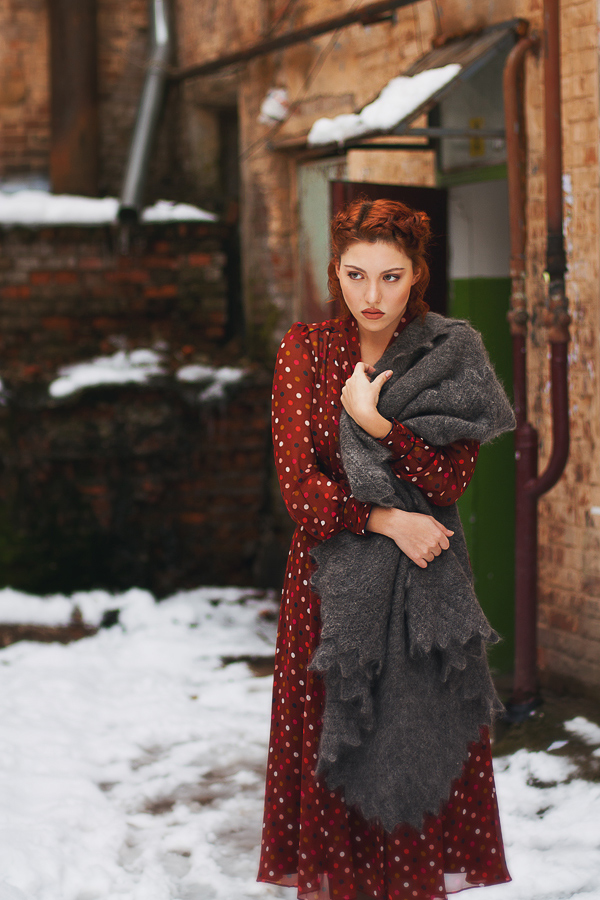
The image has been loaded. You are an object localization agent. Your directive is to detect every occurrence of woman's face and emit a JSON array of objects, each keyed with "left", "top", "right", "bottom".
[{"left": 336, "top": 240, "right": 420, "bottom": 338}]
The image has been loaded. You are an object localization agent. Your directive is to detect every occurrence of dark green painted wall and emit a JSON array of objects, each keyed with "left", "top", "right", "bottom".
[{"left": 449, "top": 277, "right": 515, "bottom": 672}]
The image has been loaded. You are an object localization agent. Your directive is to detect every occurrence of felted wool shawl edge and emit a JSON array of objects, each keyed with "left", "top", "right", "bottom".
[{"left": 308, "top": 312, "right": 516, "bottom": 833}]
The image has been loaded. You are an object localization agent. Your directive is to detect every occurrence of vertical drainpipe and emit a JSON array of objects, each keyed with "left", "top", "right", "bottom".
[
  {"left": 504, "top": 1, "right": 570, "bottom": 720},
  {"left": 118, "top": 0, "right": 171, "bottom": 223}
]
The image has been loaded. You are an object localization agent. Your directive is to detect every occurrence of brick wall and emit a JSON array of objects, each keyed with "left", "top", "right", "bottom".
[
  {"left": 0, "top": 221, "right": 279, "bottom": 595},
  {"left": 0, "top": 0, "right": 50, "bottom": 183},
  {"left": 0, "top": 0, "right": 197, "bottom": 203},
  {"left": 0, "top": 222, "right": 230, "bottom": 373}
]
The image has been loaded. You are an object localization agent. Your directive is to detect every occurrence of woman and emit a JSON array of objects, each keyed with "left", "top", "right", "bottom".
[{"left": 257, "top": 199, "right": 513, "bottom": 900}]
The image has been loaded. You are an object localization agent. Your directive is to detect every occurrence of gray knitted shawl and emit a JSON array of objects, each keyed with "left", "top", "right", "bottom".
[{"left": 309, "top": 312, "right": 516, "bottom": 833}]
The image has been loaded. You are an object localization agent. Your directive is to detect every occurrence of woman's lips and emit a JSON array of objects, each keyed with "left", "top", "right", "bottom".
[{"left": 362, "top": 309, "right": 384, "bottom": 319}]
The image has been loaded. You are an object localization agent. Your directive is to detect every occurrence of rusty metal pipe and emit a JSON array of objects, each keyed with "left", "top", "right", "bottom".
[
  {"left": 506, "top": 0, "right": 570, "bottom": 716},
  {"left": 529, "top": 0, "right": 570, "bottom": 498},
  {"left": 504, "top": 34, "right": 538, "bottom": 430},
  {"left": 512, "top": 422, "right": 539, "bottom": 701},
  {"left": 503, "top": 31, "right": 540, "bottom": 715},
  {"left": 543, "top": 0, "right": 565, "bottom": 262},
  {"left": 528, "top": 341, "right": 569, "bottom": 497}
]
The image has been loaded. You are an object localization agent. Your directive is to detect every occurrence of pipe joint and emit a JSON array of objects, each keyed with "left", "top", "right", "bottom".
[
  {"left": 507, "top": 306, "right": 529, "bottom": 337},
  {"left": 543, "top": 283, "right": 570, "bottom": 342}
]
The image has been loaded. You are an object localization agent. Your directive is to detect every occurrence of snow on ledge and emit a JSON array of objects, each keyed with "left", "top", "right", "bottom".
[
  {"left": 307, "top": 64, "right": 461, "bottom": 146},
  {"left": 49, "top": 349, "right": 164, "bottom": 398},
  {"left": 141, "top": 200, "right": 216, "bottom": 223},
  {"left": 176, "top": 363, "right": 246, "bottom": 401},
  {"left": 0, "top": 191, "right": 217, "bottom": 226},
  {"left": 48, "top": 351, "right": 246, "bottom": 400}
]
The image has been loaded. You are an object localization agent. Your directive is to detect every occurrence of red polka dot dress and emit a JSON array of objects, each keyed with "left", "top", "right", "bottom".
[{"left": 258, "top": 315, "right": 511, "bottom": 900}]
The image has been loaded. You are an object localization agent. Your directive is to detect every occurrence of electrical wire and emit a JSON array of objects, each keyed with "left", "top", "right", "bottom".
[
  {"left": 262, "top": 0, "right": 302, "bottom": 42},
  {"left": 430, "top": 0, "right": 442, "bottom": 35},
  {"left": 413, "top": 4, "right": 424, "bottom": 56}
]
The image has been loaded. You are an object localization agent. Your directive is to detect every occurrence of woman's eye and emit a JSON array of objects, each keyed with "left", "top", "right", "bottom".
[
  {"left": 348, "top": 271, "right": 362, "bottom": 280},
  {"left": 383, "top": 274, "right": 400, "bottom": 282}
]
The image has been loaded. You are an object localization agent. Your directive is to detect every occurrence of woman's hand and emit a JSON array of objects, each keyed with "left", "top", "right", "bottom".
[
  {"left": 341, "top": 363, "right": 393, "bottom": 438},
  {"left": 366, "top": 506, "right": 453, "bottom": 568}
]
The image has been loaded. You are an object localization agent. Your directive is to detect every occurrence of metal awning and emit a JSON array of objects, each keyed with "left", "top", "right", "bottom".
[{"left": 272, "top": 18, "right": 526, "bottom": 155}]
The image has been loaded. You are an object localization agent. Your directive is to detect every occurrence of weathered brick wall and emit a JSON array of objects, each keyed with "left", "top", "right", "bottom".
[
  {"left": 0, "top": 0, "right": 49, "bottom": 182},
  {"left": 0, "top": 0, "right": 196, "bottom": 203},
  {"left": 96, "top": 0, "right": 148, "bottom": 197},
  {"left": 0, "top": 222, "right": 278, "bottom": 595},
  {"left": 0, "top": 222, "right": 230, "bottom": 372}
]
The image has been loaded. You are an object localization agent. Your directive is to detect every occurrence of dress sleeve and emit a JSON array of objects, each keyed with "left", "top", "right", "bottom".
[
  {"left": 376, "top": 419, "right": 479, "bottom": 507},
  {"left": 272, "top": 324, "right": 372, "bottom": 540}
]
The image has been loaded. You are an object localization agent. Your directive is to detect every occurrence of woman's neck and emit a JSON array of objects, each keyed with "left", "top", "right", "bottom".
[{"left": 357, "top": 326, "right": 397, "bottom": 367}]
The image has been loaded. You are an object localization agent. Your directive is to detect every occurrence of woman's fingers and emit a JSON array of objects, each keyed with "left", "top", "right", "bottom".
[
  {"left": 371, "top": 370, "right": 393, "bottom": 394},
  {"left": 366, "top": 508, "right": 454, "bottom": 568}
]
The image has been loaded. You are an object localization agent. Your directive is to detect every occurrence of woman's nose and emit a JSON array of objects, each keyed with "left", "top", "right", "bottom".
[{"left": 366, "top": 280, "right": 380, "bottom": 305}]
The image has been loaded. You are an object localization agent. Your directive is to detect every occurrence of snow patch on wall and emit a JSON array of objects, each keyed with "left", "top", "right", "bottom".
[{"left": 307, "top": 64, "right": 461, "bottom": 146}]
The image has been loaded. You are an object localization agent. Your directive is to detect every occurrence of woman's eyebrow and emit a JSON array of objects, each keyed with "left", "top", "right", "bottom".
[{"left": 342, "top": 264, "right": 405, "bottom": 273}]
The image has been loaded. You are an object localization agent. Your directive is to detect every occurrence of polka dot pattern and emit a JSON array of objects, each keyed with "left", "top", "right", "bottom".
[
  {"left": 380, "top": 421, "right": 479, "bottom": 506},
  {"left": 258, "top": 317, "right": 511, "bottom": 900}
]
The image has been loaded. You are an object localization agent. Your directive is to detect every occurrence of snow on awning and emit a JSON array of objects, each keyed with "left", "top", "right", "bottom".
[
  {"left": 274, "top": 19, "right": 522, "bottom": 153},
  {"left": 308, "top": 64, "right": 461, "bottom": 146}
]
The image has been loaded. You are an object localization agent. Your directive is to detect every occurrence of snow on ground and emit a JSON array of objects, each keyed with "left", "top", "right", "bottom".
[
  {"left": 307, "top": 65, "right": 461, "bottom": 146},
  {"left": 0, "top": 586, "right": 599, "bottom": 900},
  {"left": 564, "top": 715, "right": 600, "bottom": 747},
  {"left": 46, "top": 351, "right": 245, "bottom": 400},
  {"left": 0, "top": 587, "right": 287, "bottom": 900},
  {"left": 0, "top": 191, "right": 216, "bottom": 226}
]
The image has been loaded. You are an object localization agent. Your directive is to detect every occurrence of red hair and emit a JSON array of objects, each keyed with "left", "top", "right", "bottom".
[{"left": 327, "top": 198, "right": 432, "bottom": 319}]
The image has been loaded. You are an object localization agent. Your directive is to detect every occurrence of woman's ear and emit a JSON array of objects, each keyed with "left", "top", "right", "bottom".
[
  {"left": 335, "top": 260, "right": 341, "bottom": 278},
  {"left": 412, "top": 267, "right": 421, "bottom": 286}
]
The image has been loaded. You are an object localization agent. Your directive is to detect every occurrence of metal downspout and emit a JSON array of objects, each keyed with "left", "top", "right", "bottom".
[
  {"left": 118, "top": 0, "right": 171, "bottom": 223},
  {"left": 504, "top": 1, "right": 570, "bottom": 719}
]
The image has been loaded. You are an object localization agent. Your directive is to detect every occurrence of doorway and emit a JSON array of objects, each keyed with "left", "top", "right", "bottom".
[
  {"left": 297, "top": 172, "right": 515, "bottom": 672},
  {"left": 447, "top": 176, "right": 515, "bottom": 672}
]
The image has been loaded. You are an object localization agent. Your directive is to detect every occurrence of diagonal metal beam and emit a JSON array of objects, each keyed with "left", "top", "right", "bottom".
[{"left": 170, "top": 0, "right": 420, "bottom": 82}]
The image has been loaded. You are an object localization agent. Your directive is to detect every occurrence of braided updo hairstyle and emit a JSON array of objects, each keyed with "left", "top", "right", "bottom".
[{"left": 328, "top": 198, "right": 432, "bottom": 319}]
